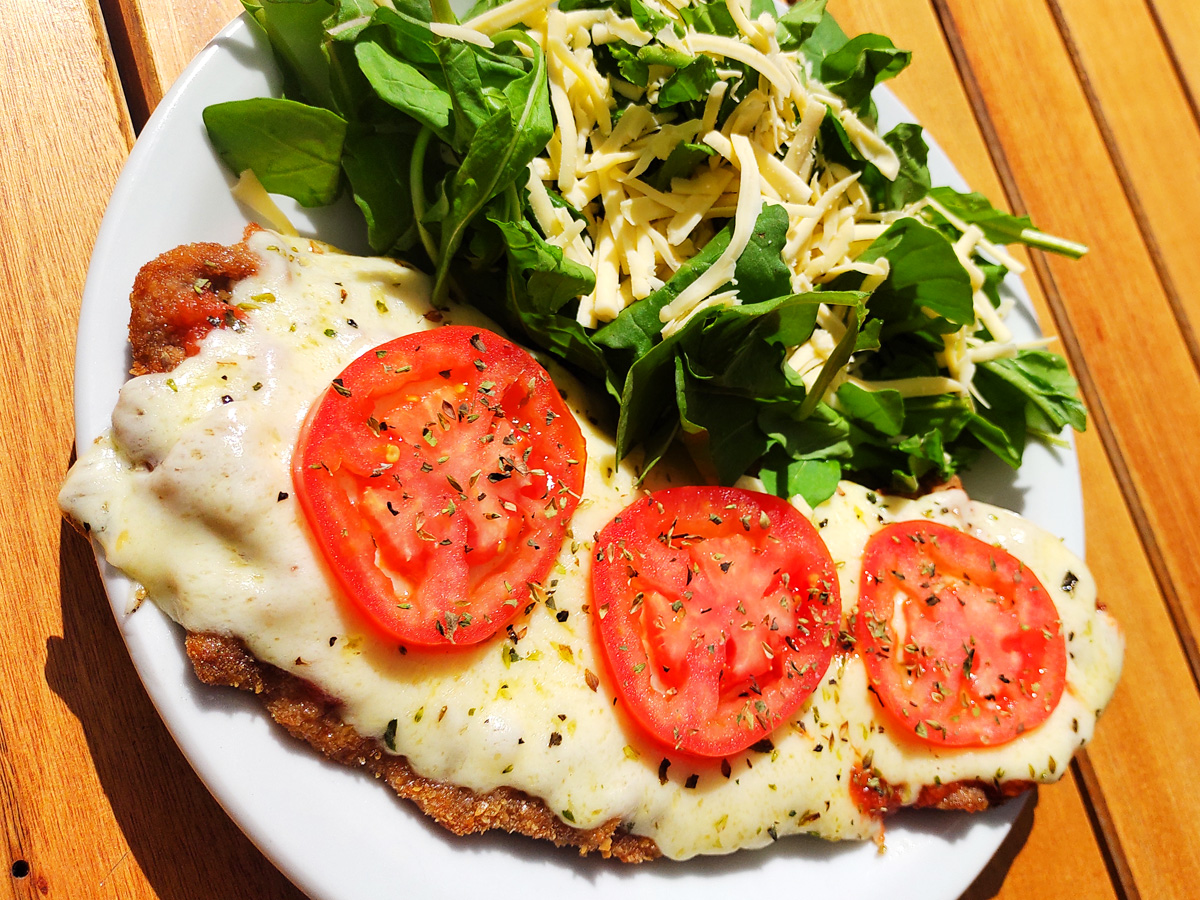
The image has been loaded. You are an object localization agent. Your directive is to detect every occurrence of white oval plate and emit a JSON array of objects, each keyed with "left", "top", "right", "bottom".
[{"left": 75, "top": 13, "right": 1082, "bottom": 900}]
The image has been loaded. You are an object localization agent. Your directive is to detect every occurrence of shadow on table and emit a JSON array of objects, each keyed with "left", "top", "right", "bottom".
[
  {"left": 959, "top": 792, "right": 1037, "bottom": 900},
  {"left": 48, "top": 514, "right": 306, "bottom": 900}
]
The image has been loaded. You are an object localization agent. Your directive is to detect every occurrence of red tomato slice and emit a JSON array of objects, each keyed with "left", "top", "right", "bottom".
[
  {"left": 854, "top": 520, "right": 1067, "bottom": 746},
  {"left": 293, "top": 326, "right": 586, "bottom": 647},
  {"left": 591, "top": 487, "right": 840, "bottom": 757}
]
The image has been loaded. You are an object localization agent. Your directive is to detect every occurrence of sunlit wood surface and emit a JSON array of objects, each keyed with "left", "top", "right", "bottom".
[{"left": 5, "top": 0, "right": 1198, "bottom": 897}]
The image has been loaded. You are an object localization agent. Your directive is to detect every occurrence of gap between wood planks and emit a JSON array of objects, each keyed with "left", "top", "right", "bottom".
[
  {"left": 927, "top": 2, "right": 1182, "bottom": 899},
  {"left": 1045, "top": 0, "right": 1200, "bottom": 369},
  {"left": 1144, "top": 0, "right": 1200, "bottom": 137},
  {"left": 1072, "top": 754, "right": 1142, "bottom": 900},
  {"left": 96, "top": 0, "right": 152, "bottom": 133}
]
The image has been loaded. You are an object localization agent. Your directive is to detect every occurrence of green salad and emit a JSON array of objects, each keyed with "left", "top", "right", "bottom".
[{"left": 203, "top": 0, "right": 1087, "bottom": 505}]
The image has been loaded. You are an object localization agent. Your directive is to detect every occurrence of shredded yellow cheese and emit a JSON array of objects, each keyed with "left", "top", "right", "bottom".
[
  {"left": 508, "top": 0, "right": 1027, "bottom": 409},
  {"left": 465, "top": 0, "right": 550, "bottom": 36},
  {"left": 429, "top": 22, "right": 494, "bottom": 48},
  {"left": 232, "top": 170, "right": 297, "bottom": 237}
]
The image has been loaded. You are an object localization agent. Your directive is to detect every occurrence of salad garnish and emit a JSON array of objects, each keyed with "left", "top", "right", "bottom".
[{"left": 204, "top": 0, "right": 1087, "bottom": 504}]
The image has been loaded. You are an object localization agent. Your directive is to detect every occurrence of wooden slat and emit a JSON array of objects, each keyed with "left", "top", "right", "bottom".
[
  {"left": 1047, "top": 0, "right": 1200, "bottom": 674},
  {"left": 0, "top": 0, "right": 304, "bottom": 898},
  {"left": 108, "top": 0, "right": 243, "bottom": 122},
  {"left": 1050, "top": 0, "right": 1200, "bottom": 389},
  {"left": 1063, "top": 421, "right": 1200, "bottom": 900},
  {"left": 0, "top": 0, "right": 133, "bottom": 892},
  {"left": 1146, "top": 0, "right": 1200, "bottom": 120},
  {"left": 828, "top": 6, "right": 1120, "bottom": 898},
  {"left": 931, "top": 1, "right": 1200, "bottom": 895}
]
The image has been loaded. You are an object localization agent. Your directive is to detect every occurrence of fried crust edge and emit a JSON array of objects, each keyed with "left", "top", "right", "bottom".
[{"left": 184, "top": 631, "right": 661, "bottom": 861}]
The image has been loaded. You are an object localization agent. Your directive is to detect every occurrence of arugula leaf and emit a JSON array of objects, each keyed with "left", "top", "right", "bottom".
[
  {"left": 342, "top": 128, "right": 417, "bottom": 253},
  {"left": 968, "top": 366, "right": 1030, "bottom": 468},
  {"left": 630, "top": 0, "right": 671, "bottom": 34},
  {"left": 760, "top": 453, "right": 842, "bottom": 507},
  {"left": 836, "top": 391, "right": 977, "bottom": 493},
  {"left": 323, "top": 0, "right": 384, "bottom": 37},
  {"left": 489, "top": 218, "right": 595, "bottom": 315},
  {"left": 865, "top": 123, "right": 930, "bottom": 208},
  {"left": 431, "top": 30, "right": 552, "bottom": 303},
  {"left": 650, "top": 141, "right": 715, "bottom": 191},
  {"left": 856, "top": 217, "right": 975, "bottom": 331},
  {"left": 616, "top": 290, "right": 863, "bottom": 478},
  {"left": 855, "top": 317, "right": 883, "bottom": 352},
  {"left": 658, "top": 57, "right": 720, "bottom": 108},
  {"left": 926, "top": 187, "right": 1088, "bottom": 258},
  {"left": 981, "top": 351, "right": 1088, "bottom": 433},
  {"left": 817, "top": 34, "right": 910, "bottom": 117},
  {"left": 836, "top": 382, "right": 904, "bottom": 436},
  {"left": 354, "top": 6, "right": 439, "bottom": 64},
  {"left": 776, "top": 0, "right": 827, "bottom": 51},
  {"left": 676, "top": 355, "right": 774, "bottom": 483},
  {"left": 901, "top": 394, "right": 973, "bottom": 444},
  {"left": 243, "top": 0, "right": 337, "bottom": 109},
  {"left": 977, "top": 258, "right": 1008, "bottom": 313},
  {"left": 760, "top": 401, "right": 852, "bottom": 460},
  {"left": 610, "top": 43, "right": 650, "bottom": 88},
  {"left": 436, "top": 39, "right": 529, "bottom": 150},
  {"left": 679, "top": 0, "right": 740, "bottom": 38},
  {"left": 895, "top": 427, "right": 946, "bottom": 479},
  {"left": 355, "top": 39, "right": 453, "bottom": 136},
  {"left": 796, "top": 8, "right": 850, "bottom": 69},
  {"left": 927, "top": 187, "right": 1033, "bottom": 244},
  {"left": 820, "top": 116, "right": 930, "bottom": 209},
  {"left": 637, "top": 45, "right": 695, "bottom": 69},
  {"left": 203, "top": 98, "right": 347, "bottom": 207},
  {"left": 463, "top": 213, "right": 611, "bottom": 386},
  {"left": 325, "top": 32, "right": 373, "bottom": 119},
  {"left": 729, "top": 203, "right": 792, "bottom": 305}
]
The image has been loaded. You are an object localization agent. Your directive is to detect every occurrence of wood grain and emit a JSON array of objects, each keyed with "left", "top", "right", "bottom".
[
  {"left": 107, "top": 0, "right": 243, "bottom": 124},
  {"left": 1146, "top": 0, "right": 1200, "bottom": 124},
  {"left": 0, "top": 0, "right": 133, "bottom": 893},
  {"left": 1043, "top": 0, "right": 1200, "bottom": 664},
  {"left": 1048, "top": 0, "right": 1200, "bottom": 385}
]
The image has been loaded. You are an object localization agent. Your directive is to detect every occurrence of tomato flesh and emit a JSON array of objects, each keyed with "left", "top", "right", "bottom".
[
  {"left": 591, "top": 487, "right": 840, "bottom": 757},
  {"left": 854, "top": 520, "right": 1067, "bottom": 746},
  {"left": 294, "top": 326, "right": 586, "bottom": 647}
]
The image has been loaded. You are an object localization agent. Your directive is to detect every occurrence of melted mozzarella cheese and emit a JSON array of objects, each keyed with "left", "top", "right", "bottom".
[
  {"left": 60, "top": 232, "right": 1122, "bottom": 860},
  {"left": 813, "top": 483, "right": 1122, "bottom": 799}
]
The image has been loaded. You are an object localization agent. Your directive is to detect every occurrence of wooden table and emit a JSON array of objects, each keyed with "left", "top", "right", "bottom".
[{"left": 5, "top": 0, "right": 1199, "bottom": 896}]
